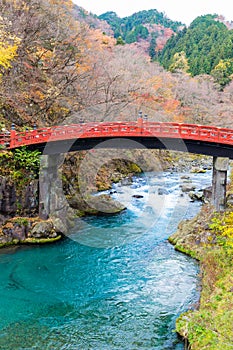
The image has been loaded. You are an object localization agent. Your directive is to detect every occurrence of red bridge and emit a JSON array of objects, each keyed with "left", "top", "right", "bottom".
[{"left": 1, "top": 120, "right": 233, "bottom": 158}]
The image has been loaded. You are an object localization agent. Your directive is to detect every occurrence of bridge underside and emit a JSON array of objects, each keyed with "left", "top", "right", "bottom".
[{"left": 26, "top": 136, "right": 233, "bottom": 159}]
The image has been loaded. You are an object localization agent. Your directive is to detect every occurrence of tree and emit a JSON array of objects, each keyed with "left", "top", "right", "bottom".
[
  {"left": 159, "top": 15, "right": 233, "bottom": 77},
  {"left": 116, "top": 36, "right": 125, "bottom": 45},
  {"left": 211, "top": 59, "right": 233, "bottom": 89},
  {"left": 0, "top": 0, "right": 96, "bottom": 125},
  {"left": 169, "top": 51, "right": 190, "bottom": 73},
  {"left": 149, "top": 33, "right": 158, "bottom": 60},
  {"left": 0, "top": 42, "right": 18, "bottom": 73}
]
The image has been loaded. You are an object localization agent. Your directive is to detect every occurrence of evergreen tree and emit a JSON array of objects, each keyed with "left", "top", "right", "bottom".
[
  {"left": 149, "top": 33, "right": 158, "bottom": 60},
  {"left": 98, "top": 9, "right": 183, "bottom": 43},
  {"left": 116, "top": 36, "right": 125, "bottom": 45},
  {"left": 158, "top": 14, "right": 233, "bottom": 87}
]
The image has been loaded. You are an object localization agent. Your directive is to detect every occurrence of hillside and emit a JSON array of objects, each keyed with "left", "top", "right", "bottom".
[
  {"left": 98, "top": 10, "right": 184, "bottom": 58},
  {"left": 158, "top": 14, "right": 233, "bottom": 88},
  {"left": 72, "top": 4, "right": 114, "bottom": 36}
]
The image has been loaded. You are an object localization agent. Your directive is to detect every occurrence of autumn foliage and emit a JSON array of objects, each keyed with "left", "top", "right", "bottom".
[{"left": 0, "top": 0, "right": 232, "bottom": 130}]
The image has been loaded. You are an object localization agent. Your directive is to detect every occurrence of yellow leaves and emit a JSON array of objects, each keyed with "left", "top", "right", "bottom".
[
  {"left": 169, "top": 51, "right": 190, "bottom": 73},
  {"left": 0, "top": 26, "right": 20, "bottom": 75},
  {"left": 209, "top": 211, "right": 233, "bottom": 248},
  {"left": 222, "top": 212, "right": 233, "bottom": 247},
  {"left": 0, "top": 42, "right": 18, "bottom": 71},
  {"left": 75, "top": 61, "right": 91, "bottom": 74}
]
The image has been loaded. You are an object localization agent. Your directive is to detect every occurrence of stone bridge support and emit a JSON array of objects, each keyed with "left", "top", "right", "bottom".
[
  {"left": 38, "top": 155, "right": 229, "bottom": 224},
  {"left": 39, "top": 154, "right": 75, "bottom": 233},
  {"left": 212, "top": 157, "right": 229, "bottom": 212}
]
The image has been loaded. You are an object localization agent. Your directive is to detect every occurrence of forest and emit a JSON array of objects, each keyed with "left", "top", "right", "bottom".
[
  {"left": 0, "top": 2, "right": 233, "bottom": 350},
  {"left": 0, "top": 0, "right": 233, "bottom": 133},
  {"left": 158, "top": 14, "right": 233, "bottom": 88},
  {"left": 98, "top": 10, "right": 183, "bottom": 44}
]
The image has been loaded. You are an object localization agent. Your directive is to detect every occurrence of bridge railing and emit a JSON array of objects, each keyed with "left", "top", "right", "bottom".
[
  {"left": 4, "top": 121, "right": 233, "bottom": 149},
  {"left": 0, "top": 132, "right": 10, "bottom": 148}
]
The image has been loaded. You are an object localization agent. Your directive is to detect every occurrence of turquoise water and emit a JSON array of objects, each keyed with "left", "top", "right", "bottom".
[{"left": 0, "top": 171, "right": 212, "bottom": 349}]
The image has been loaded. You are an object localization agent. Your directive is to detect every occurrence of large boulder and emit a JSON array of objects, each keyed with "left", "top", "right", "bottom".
[{"left": 0, "top": 217, "right": 62, "bottom": 248}]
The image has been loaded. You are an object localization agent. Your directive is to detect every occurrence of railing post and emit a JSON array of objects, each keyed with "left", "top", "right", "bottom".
[
  {"left": 10, "top": 123, "right": 16, "bottom": 148},
  {"left": 212, "top": 157, "right": 229, "bottom": 211},
  {"left": 137, "top": 111, "right": 143, "bottom": 134}
]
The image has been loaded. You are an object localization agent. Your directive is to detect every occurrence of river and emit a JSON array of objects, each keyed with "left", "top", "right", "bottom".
[{"left": 0, "top": 170, "right": 212, "bottom": 349}]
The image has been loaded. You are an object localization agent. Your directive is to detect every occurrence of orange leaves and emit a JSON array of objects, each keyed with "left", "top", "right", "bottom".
[
  {"left": 163, "top": 99, "right": 180, "bottom": 113},
  {"left": 173, "top": 114, "right": 185, "bottom": 123},
  {"left": 31, "top": 90, "right": 45, "bottom": 102},
  {"left": 132, "top": 92, "right": 159, "bottom": 105},
  {"left": 22, "top": 61, "right": 33, "bottom": 70},
  {"left": 88, "top": 28, "right": 116, "bottom": 52},
  {"left": 47, "top": 0, "right": 73, "bottom": 10}
]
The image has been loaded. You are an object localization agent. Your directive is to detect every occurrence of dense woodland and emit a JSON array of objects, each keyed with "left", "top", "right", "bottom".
[
  {"left": 0, "top": 0, "right": 233, "bottom": 133},
  {"left": 98, "top": 10, "right": 183, "bottom": 45},
  {"left": 158, "top": 15, "right": 233, "bottom": 88}
]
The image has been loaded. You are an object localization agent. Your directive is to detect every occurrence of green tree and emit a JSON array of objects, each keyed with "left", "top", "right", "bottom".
[
  {"left": 99, "top": 9, "right": 183, "bottom": 44},
  {"left": 116, "top": 36, "right": 125, "bottom": 45},
  {"left": 134, "top": 25, "right": 149, "bottom": 40},
  {"left": 13, "top": 147, "right": 41, "bottom": 175},
  {"left": 149, "top": 33, "right": 158, "bottom": 60},
  {"left": 125, "top": 31, "right": 137, "bottom": 44},
  {"left": 159, "top": 15, "right": 233, "bottom": 77}
]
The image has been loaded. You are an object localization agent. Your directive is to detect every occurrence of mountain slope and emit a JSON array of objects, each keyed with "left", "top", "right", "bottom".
[
  {"left": 98, "top": 10, "right": 184, "bottom": 57},
  {"left": 158, "top": 14, "right": 233, "bottom": 87}
]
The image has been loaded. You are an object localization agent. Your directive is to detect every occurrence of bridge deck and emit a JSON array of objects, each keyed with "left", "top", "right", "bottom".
[{"left": 1, "top": 121, "right": 233, "bottom": 157}]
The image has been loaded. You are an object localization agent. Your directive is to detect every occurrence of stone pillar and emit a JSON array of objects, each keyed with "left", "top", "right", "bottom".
[
  {"left": 39, "top": 154, "right": 75, "bottom": 233},
  {"left": 39, "top": 154, "right": 59, "bottom": 219},
  {"left": 212, "top": 157, "right": 229, "bottom": 211}
]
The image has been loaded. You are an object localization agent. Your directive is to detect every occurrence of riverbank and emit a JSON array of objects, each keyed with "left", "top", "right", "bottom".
[
  {"left": 169, "top": 200, "right": 233, "bottom": 349},
  {"left": 0, "top": 216, "right": 63, "bottom": 248}
]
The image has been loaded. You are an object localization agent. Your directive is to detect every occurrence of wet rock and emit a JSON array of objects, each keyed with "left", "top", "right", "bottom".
[
  {"left": 0, "top": 176, "right": 38, "bottom": 217},
  {"left": 69, "top": 193, "right": 126, "bottom": 215},
  {"left": 191, "top": 167, "right": 206, "bottom": 174},
  {"left": 132, "top": 194, "right": 144, "bottom": 198},
  {"left": 189, "top": 191, "right": 204, "bottom": 202},
  {"left": 181, "top": 184, "right": 196, "bottom": 192},
  {"left": 51, "top": 217, "right": 68, "bottom": 235},
  {"left": 88, "top": 195, "right": 126, "bottom": 215},
  {"left": 0, "top": 217, "right": 62, "bottom": 248},
  {"left": 158, "top": 188, "right": 168, "bottom": 195},
  {"left": 30, "top": 221, "right": 55, "bottom": 238},
  {"left": 2, "top": 219, "right": 28, "bottom": 241},
  {"left": 120, "top": 178, "right": 133, "bottom": 186},
  {"left": 181, "top": 175, "right": 190, "bottom": 180}
]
